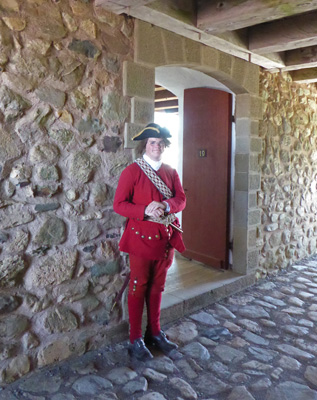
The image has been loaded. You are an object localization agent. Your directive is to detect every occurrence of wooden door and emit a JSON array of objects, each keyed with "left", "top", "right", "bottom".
[{"left": 182, "top": 88, "right": 232, "bottom": 269}]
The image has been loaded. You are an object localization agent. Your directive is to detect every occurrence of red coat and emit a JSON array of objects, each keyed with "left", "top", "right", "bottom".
[{"left": 113, "top": 162, "right": 186, "bottom": 260}]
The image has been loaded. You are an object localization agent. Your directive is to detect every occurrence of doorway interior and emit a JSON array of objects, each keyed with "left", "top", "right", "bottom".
[{"left": 154, "top": 67, "right": 241, "bottom": 309}]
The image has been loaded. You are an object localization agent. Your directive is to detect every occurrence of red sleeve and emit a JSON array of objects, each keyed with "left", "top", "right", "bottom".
[
  {"left": 164, "top": 169, "right": 186, "bottom": 214},
  {"left": 113, "top": 166, "right": 146, "bottom": 220}
]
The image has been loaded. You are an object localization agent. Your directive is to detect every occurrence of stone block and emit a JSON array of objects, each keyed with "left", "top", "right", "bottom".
[
  {"left": 248, "top": 229, "right": 257, "bottom": 247},
  {"left": 34, "top": 217, "right": 66, "bottom": 247},
  {"left": 234, "top": 191, "right": 248, "bottom": 226},
  {"left": 249, "top": 174, "right": 261, "bottom": 190},
  {"left": 218, "top": 52, "right": 232, "bottom": 76},
  {"left": 184, "top": 38, "right": 201, "bottom": 65},
  {"left": 0, "top": 256, "right": 26, "bottom": 288},
  {"left": 70, "top": 152, "right": 101, "bottom": 184},
  {"left": 131, "top": 97, "right": 154, "bottom": 124},
  {"left": 101, "top": 92, "right": 129, "bottom": 123},
  {"left": 201, "top": 45, "right": 219, "bottom": 70},
  {"left": 231, "top": 57, "right": 248, "bottom": 88},
  {"left": 235, "top": 137, "right": 250, "bottom": 154},
  {"left": 236, "top": 94, "right": 263, "bottom": 119},
  {"left": 123, "top": 61, "right": 155, "bottom": 99},
  {"left": 247, "top": 249, "right": 259, "bottom": 270},
  {"left": 249, "top": 209, "right": 261, "bottom": 226},
  {"left": 0, "top": 205, "right": 33, "bottom": 230},
  {"left": 77, "top": 221, "right": 101, "bottom": 244},
  {"left": 0, "top": 128, "right": 23, "bottom": 179},
  {"left": 44, "top": 306, "right": 78, "bottom": 334},
  {"left": 235, "top": 118, "right": 259, "bottom": 137},
  {"left": 249, "top": 154, "right": 260, "bottom": 172},
  {"left": 235, "top": 154, "right": 249, "bottom": 173},
  {"left": 0, "top": 314, "right": 28, "bottom": 340},
  {"left": 35, "top": 86, "right": 66, "bottom": 108},
  {"left": 124, "top": 122, "right": 144, "bottom": 149},
  {"left": 0, "top": 0, "right": 19, "bottom": 12},
  {"left": 249, "top": 192, "right": 258, "bottom": 208},
  {"left": 232, "top": 229, "right": 248, "bottom": 274},
  {"left": 3, "top": 355, "right": 30, "bottom": 384},
  {"left": 162, "top": 29, "right": 185, "bottom": 64},
  {"left": 134, "top": 20, "right": 165, "bottom": 66},
  {"left": 29, "top": 250, "right": 77, "bottom": 289},
  {"left": 235, "top": 172, "right": 248, "bottom": 191},
  {"left": 243, "top": 63, "right": 260, "bottom": 95},
  {"left": 251, "top": 137, "right": 262, "bottom": 153},
  {"left": 37, "top": 337, "right": 84, "bottom": 367}
]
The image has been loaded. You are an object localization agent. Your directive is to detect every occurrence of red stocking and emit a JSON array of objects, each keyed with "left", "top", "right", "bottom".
[
  {"left": 128, "top": 293, "right": 145, "bottom": 343},
  {"left": 146, "top": 290, "right": 162, "bottom": 336}
]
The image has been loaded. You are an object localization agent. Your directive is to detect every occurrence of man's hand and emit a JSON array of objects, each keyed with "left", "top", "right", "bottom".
[{"left": 145, "top": 201, "right": 166, "bottom": 218}]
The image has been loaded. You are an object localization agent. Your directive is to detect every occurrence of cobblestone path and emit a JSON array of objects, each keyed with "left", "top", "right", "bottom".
[{"left": 2, "top": 259, "right": 317, "bottom": 400}]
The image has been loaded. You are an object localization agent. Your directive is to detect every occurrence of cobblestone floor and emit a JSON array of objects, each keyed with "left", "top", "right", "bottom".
[{"left": 2, "top": 258, "right": 317, "bottom": 400}]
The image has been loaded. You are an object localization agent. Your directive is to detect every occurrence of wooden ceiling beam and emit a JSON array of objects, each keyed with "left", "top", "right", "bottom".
[
  {"left": 290, "top": 68, "right": 317, "bottom": 83},
  {"left": 155, "top": 99, "right": 178, "bottom": 110},
  {"left": 94, "top": 0, "right": 156, "bottom": 13},
  {"left": 155, "top": 89, "right": 177, "bottom": 102},
  {"left": 283, "top": 46, "right": 317, "bottom": 71},
  {"left": 197, "top": 0, "right": 317, "bottom": 33},
  {"left": 249, "top": 12, "right": 317, "bottom": 54}
]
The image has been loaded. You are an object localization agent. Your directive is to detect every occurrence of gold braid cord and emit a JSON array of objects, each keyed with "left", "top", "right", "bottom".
[{"left": 134, "top": 158, "right": 177, "bottom": 226}]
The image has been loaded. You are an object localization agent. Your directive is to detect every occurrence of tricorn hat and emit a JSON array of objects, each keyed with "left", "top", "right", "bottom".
[{"left": 132, "top": 123, "right": 171, "bottom": 141}]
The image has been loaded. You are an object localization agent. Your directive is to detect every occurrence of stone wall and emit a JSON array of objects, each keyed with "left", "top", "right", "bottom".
[
  {"left": 258, "top": 71, "right": 317, "bottom": 278},
  {"left": 0, "top": 0, "right": 134, "bottom": 383}
]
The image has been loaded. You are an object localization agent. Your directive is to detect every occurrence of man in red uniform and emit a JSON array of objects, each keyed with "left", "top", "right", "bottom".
[{"left": 113, "top": 123, "right": 186, "bottom": 361}]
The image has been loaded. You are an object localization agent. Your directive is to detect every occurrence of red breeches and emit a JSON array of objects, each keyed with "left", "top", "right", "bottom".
[{"left": 128, "top": 251, "right": 174, "bottom": 343}]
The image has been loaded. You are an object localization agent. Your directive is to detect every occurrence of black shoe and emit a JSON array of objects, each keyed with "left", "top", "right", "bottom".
[
  {"left": 145, "top": 330, "right": 178, "bottom": 354},
  {"left": 128, "top": 338, "right": 153, "bottom": 361}
]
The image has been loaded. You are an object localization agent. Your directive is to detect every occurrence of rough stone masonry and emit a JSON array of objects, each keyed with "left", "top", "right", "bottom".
[{"left": 0, "top": 0, "right": 134, "bottom": 383}]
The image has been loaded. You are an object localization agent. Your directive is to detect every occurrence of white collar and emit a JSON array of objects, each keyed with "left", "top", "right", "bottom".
[{"left": 143, "top": 154, "right": 162, "bottom": 171}]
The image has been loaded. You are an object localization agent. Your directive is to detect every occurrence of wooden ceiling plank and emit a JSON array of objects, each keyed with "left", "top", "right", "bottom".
[
  {"left": 249, "top": 12, "right": 317, "bottom": 54},
  {"left": 291, "top": 67, "right": 317, "bottom": 83},
  {"left": 197, "top": 0, "right": 317, "bottom": 33}
]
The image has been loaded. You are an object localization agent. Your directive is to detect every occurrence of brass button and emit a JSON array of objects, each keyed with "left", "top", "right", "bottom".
[
  {"left": 135, "top": 231, "right": 140, "bottom": 235},
  {"left": 155, "top": 235, "right": 159, "bottom": 238},
  {"left": 148, "top": 236, "right": 152, "bottom": 240},
  {"left": 166, "top": 250, "right": 169, "bottom": 253},
  {"left": 131, "top": 227, "right": 135, "bottom": 230},
  {"left": 141, "top": 235, "right": 145, "bottom": 238}
]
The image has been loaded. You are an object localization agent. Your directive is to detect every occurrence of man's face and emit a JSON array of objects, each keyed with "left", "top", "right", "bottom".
[{"left": 145, "top": 138, "right": 165, "bottom": 161}]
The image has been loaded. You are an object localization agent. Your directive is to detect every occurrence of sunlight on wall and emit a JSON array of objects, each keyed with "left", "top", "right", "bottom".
[{"left": 154, "top": 112, "right": 179, "bottom": 169}]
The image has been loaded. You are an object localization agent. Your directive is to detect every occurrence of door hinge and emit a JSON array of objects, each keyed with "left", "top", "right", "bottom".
[{"left": 231, "top": 115, "right": 235, "bottom": 123}]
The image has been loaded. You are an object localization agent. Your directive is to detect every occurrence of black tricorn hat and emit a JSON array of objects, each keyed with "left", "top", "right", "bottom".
[{"left": 132, "top": 123, "right": 171, "bottom": 141}]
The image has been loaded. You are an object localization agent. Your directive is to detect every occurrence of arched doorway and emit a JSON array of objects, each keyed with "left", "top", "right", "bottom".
[{"left": 122, "top": 20, "right": 262, "bottom": 320}]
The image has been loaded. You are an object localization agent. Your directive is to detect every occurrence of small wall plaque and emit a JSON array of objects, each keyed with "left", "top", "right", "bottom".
[{"left": 198, "top": 149, "right": 207, "bottom": 158}]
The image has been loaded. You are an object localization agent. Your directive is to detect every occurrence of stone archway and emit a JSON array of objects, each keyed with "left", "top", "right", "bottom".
[{"left": 122, "top": 20, "right": 262, "bottom": 276}]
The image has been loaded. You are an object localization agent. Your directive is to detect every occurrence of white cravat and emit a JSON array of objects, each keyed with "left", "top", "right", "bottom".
[{"left": 143, "top": 154, "right": 162, "bottom": 171}]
